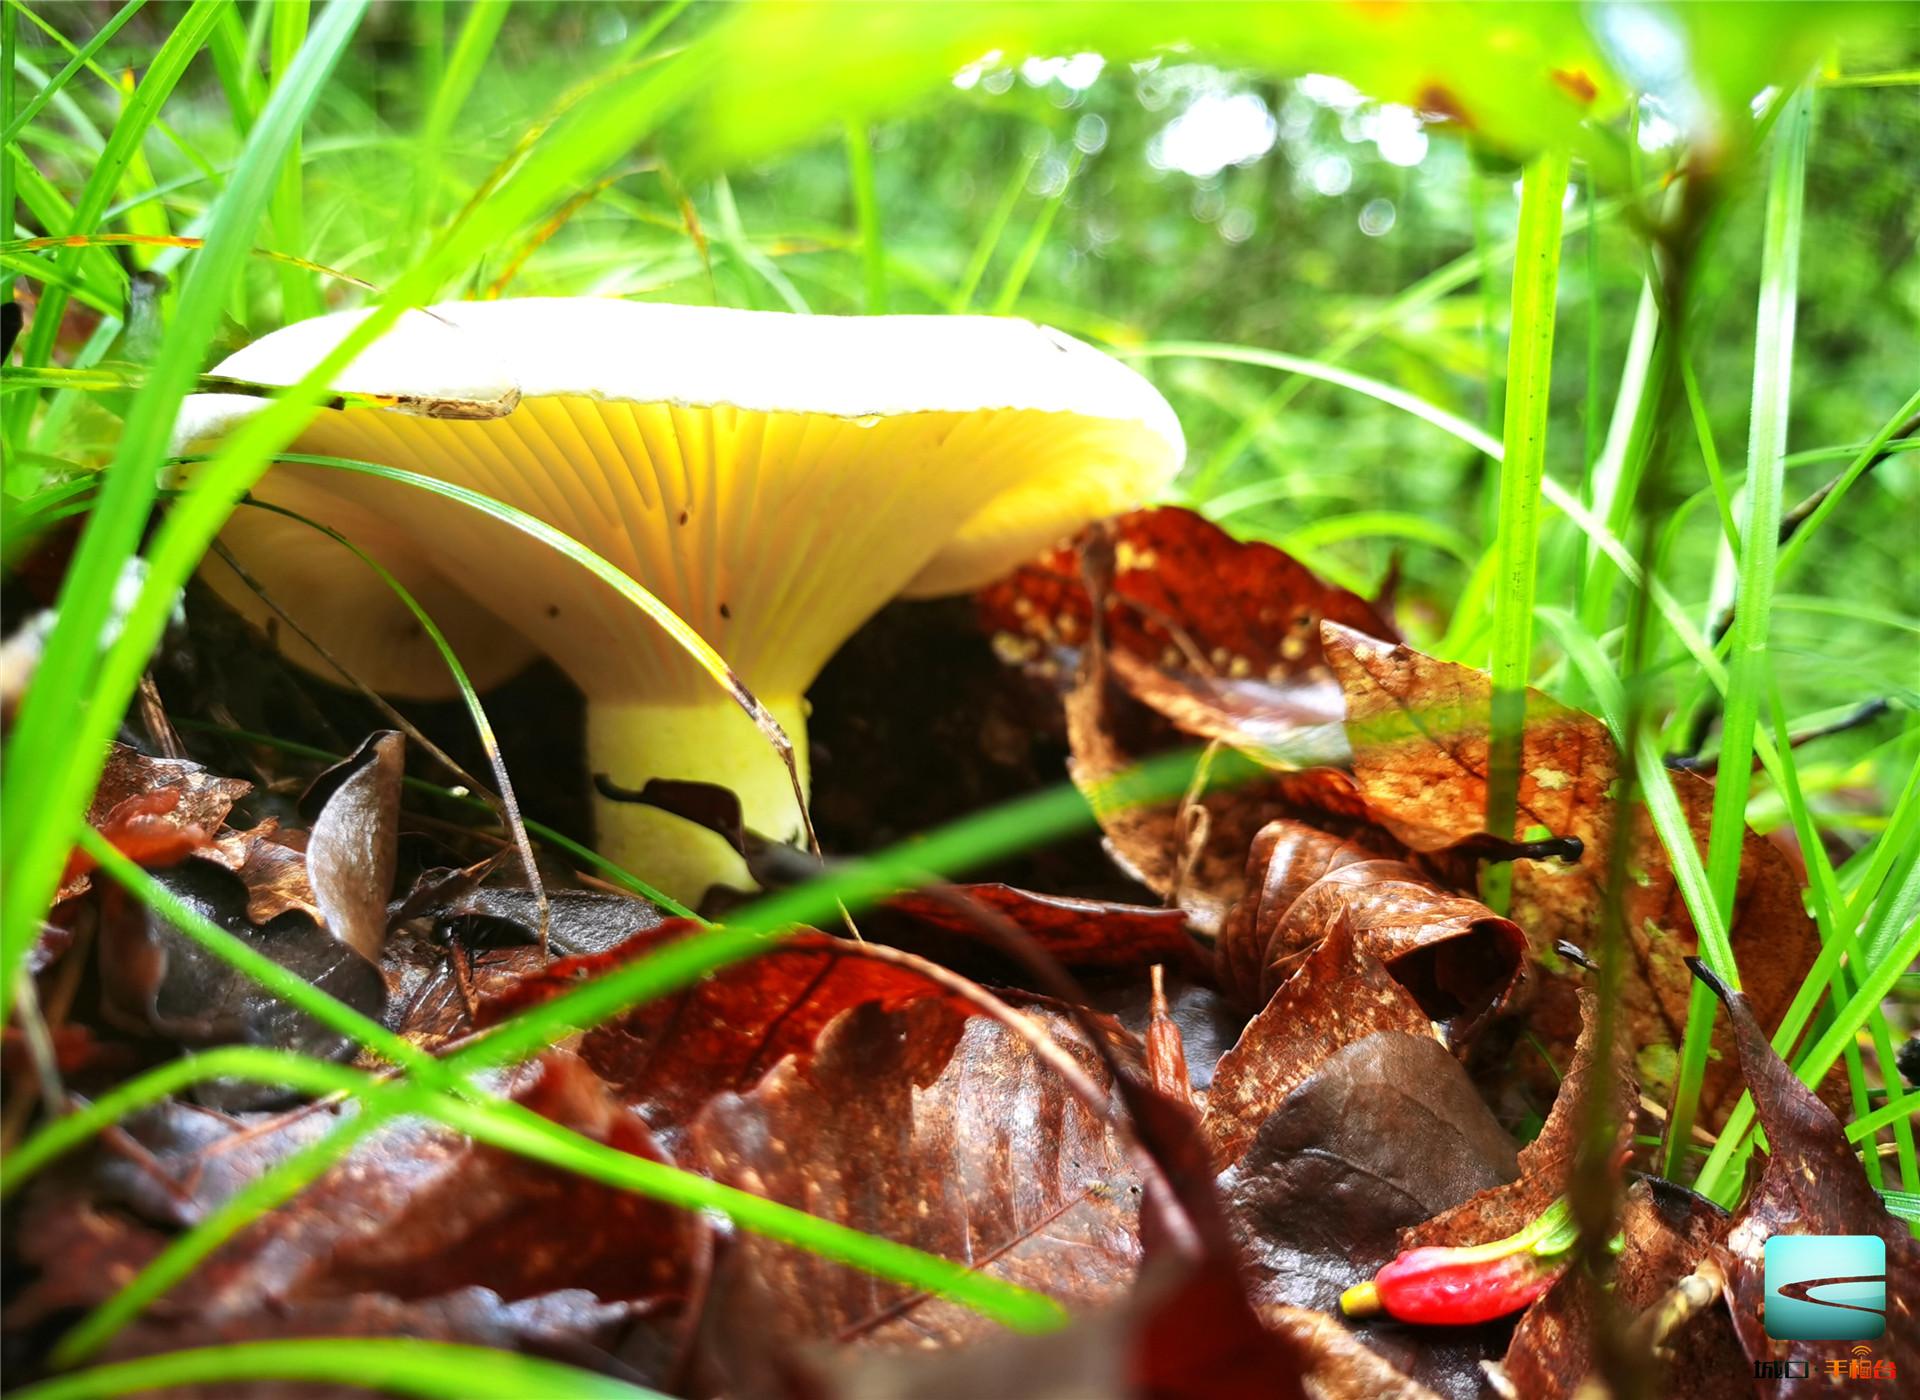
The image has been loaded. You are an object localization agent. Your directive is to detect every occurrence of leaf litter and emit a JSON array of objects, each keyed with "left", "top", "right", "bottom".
[{"left": 2, "top": 505, "right": 1872, "bottom": 1398}]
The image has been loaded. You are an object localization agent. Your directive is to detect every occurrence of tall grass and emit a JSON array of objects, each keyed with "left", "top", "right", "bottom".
[{"left": 5, "top": 4, "right": 1917, "bottom": 1393}]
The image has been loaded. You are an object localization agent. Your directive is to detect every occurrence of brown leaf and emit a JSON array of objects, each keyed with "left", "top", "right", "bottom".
[
  {"left": 1217, "top": 1030, "right": 1521, "bottom": 1398},
  {"left": 688, "top": 999, "right": 1139, "bottom": 1358},
  {"left": 1399, "top": 990, "right": 1635, "bottom": 1253},
  {"left": 1216, "top": 818, "right": 1527, "bottom": 1045},
  {"left": 811, "top": 1256, "right": 1314, "bottom": 1400},
  {"left": 884, "top": 882, "right": 1207, "bottom": 975},
  {"left": 1695, "top": 964, "right": 1919, "bottom": 1388},
  {"left": 12, "top": 1052, "right": 705, "bottom": 1377},
  {"left": 980, "top": 506, "right": 1396, "bottom": 769},
  {"left": 1064, "top": 654, "right": 1373, "bottom": 936},
  {"left": 97, "top": 859, "right": 386, "bottom": 1099},
  {"left": 1499, "top": 1178, "right": 1746, "bottom": 1400},
  {"left": 58, "top": 744, "right": 251, "bottom": 901},
  {"left": 1258, "top": 1304, "right": 1447, "bottom": 1400},
  {"left": 1322, "top": 624, "right": 1822, "bottom": 1124},
  {"left": 215, "top": 819, "right": 323, "bottom": 925},
  {"left": 1203, "top": 912, "right": 1440, "bottom": 1170},
  {"left": 483, "top": 927, "right": 979, "bottom": 1147},
  {"left": 304, "top": 731, "right": 404, "bottom": 961}
]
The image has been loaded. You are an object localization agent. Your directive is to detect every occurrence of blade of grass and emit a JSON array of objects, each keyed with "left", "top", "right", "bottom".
[
  {"left": 266, "top": 0, "right": 317, "bottom": 319},
  {"left": 948, "top": 141, "right": 1040, "bottom": 313},
  {"left": 1, "top": 1, "right": 15, "bottom": 311},
  {"left": 843, "top": 119, "right": 885, "bottom": 313},
  {"left": 77, "top": 823, "right": 438, "bottom": 1075},
  {"left": 1, "top": 1046, "right": 373, "bottom": 1195},
  {"left": 17, "top": 1339, "right": 666, "bottom": 1400},
  {"left": 68, "top": 825, "right": 1073, "bottom": 1346},
  {"left": 12, "top": 0, "right": 225, "bottom": 385},
  {"left": 175, "top": 716, "right": 696, "bottom": 916},
  {"left": 0, "top": 0, "right": 146, "bottom": 145},
  {"left": 0, "top": 0, "right": 368, "bottom": 1014},
  {"left": 410, "top": 0, "right": 508, "bottom": 240},
  {"left": 231, "top": 497, "right": 550, "bottom": 948},
  {"left": 1756, "top": 679, "right": 1917, "bottom": 1190},
  {"left": 1189, "top": 185, "right": 1645, "bottom": 499},
  {"left": 1666, "top": 81, "right": 1813, "bottom": 1173},
  {"left": 1484, "top": 148, "right": 1569, "bottom": 914},
  {"left": 49, "top": 1095, "right": 405, "bottom": 1365},
  {"left": 1, "top": 12, "right": 716, "bottom": 1013},
  {"left": 991, "top": 146, "right": 1079, "bottom": 315}
]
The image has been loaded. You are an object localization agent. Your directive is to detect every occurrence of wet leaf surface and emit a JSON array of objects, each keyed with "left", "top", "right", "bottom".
[{"left": 1322, "top": 624, "right": 1822, "bottom": 1123}]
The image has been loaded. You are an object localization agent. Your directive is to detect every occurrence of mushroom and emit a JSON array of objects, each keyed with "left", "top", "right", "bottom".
[{"left": 173, "top": 299, "right": 1184, "bottom": 903}]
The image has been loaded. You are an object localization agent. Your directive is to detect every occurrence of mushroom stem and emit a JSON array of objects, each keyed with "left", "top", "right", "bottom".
[{"left": 585, "top": 693, "right": 810, "bottom": 906}]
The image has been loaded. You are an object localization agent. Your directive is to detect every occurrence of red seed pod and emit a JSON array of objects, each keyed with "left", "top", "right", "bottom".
[
  {"left": 1341, "top": 1247, "right": 1566, "bottom": 1325},
  {"left": 1340, "top": 1195, "right": 1580, "bottom": 1325}
]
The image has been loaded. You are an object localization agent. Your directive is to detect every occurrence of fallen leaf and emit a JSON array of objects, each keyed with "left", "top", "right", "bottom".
[
  {"left": 58, "top": 745, "right": 251, "bottom": 901},
  {"left": 1064, "top": 658, "right": 1371, "bottom": 936},
  {"left": 980, "top": 507, "right": 1396, "bottom": 770},
  {"left": 484, "top": 926, "right": 980, "bottom": 1147},
  {"left": 884, "top": 882, "right": 1208, "bottom": 976},
  {"left": 811, "top": 1256, "right": 1316, "bottom": 1400},
  {"left": 96, "top": 858, "right": 386, "bottom": 1105},
  {"left": 1204, "top": 912, "right": 1441, "bottom": 1170},
  {"left": 1499, "top": 1177, "right": 1746, "bottom": 1400},
  {"left": 688, "top": 999, "right": 1139, "bottom": 1358},
  {"left": 215, "top": 819, "right": 322, "bottom": 925},
  {"left": 1399, "top": 990, "right": 1635, "bottom": 1253},
  {"left": 1322, "top": 624, "right": 1822, "bottom": 1124},
  {"left": 10, "top": 1053, "right": 703, "bottom": 1393},
  {"left": 1218, "top": 1030, "right": 1521, "bottom": 1398},
  {"left": 1695, "top": 963, "right": 1919, "bottom": 1388},
  {"left": 1216, "top": 818, "right": 1527, "bottom": 1045},
  {"left": 303, "top": 731, "right": 404, "bottom": 961}
]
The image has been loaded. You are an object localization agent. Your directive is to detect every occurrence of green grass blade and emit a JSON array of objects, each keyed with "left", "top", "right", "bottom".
[
  {"left": 0, "top": 0, "right": 368, "bottom": 1015},
  {"left": 13, "top": 0, "right": 225, "bottom": 379},
  {"left": 991, "top": 147, "right": 1079, "bottom": 316},
  {"left": 266, "top": 0, "right": 317, "bottom": 319},
  {"left": 17, "top": 1340, "right": 666, "bottom": 1400},
  {"left": 1, "top": 0, "right": 147, "bottom": 145},
  {"left": 844, "top": 119, "right": 885, "bottom": 312},
  {"left": 411, "top": 0, "right": 508, "bottom": 237},
  {"left": 50, "top": 1099, "right": 402, "bottom": 1365},
  {"left": 948, "top": 142, "right": 1039, "bottom": 314},
  {"left": 1666, "top": 81, "right": 1813, "bottom": 1171},
  {"left": 1, "top": 10, "right": 713, "bottom": 1014},
  {"left": 1484, "top": 148, "right": 1569, "bottom": 913}
]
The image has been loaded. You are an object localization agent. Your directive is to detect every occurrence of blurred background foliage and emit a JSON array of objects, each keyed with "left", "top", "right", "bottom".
[{"left": 9, "top": 0, "right": 1919, "bottom": 828}]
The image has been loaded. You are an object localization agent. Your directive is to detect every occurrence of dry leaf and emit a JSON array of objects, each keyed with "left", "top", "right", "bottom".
[{"left": 1322, "top": 624, "right": 1821, "bottom": 1125}]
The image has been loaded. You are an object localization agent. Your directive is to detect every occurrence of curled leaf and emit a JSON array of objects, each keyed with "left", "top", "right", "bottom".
[{"left": 1216, "top": 818, "right": 1526, "bottom": 1045}]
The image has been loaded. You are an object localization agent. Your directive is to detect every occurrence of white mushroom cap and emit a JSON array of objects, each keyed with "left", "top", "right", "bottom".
[
  {"left": 173, "top": 298, "right": 1182, "bottom": 702},
  {"left": 172, "top": 298, "right": 1184, "bottom": 900}
]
